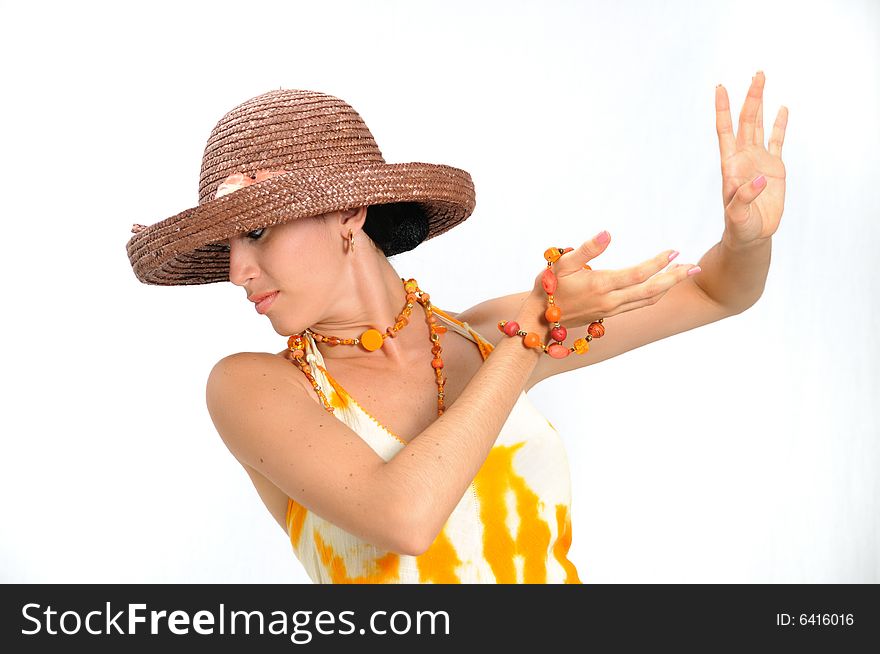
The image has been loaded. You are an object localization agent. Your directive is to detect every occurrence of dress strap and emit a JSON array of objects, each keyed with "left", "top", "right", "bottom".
[{"left": 432, "top": 306, "right": 495, "bottom": 361}]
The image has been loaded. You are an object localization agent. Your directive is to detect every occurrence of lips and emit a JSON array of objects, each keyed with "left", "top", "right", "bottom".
[
  {"left": 248, "top": 290, "right": 278, "bottom": 303},
  {"left": 254, "top": 291, "right": 278, "bottom": 315}
]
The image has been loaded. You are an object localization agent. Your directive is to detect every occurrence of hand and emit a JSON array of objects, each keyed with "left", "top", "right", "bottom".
[
  {"left": 715, "top": 71, "right": 789, "bottom": 248},
  {"left": 527, "top": 232, "right": 701, "bottom": 328}
]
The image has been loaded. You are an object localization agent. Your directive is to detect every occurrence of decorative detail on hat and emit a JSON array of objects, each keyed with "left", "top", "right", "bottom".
[{"left": 214, "top": 170, "right": 290, "bottom": 200}]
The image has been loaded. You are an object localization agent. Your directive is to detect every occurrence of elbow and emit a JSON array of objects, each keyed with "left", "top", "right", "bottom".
[
  {"left": 395, "top": 519, "right": 433, "bottom": 558},
  {"left": 729, "top": 292, "right": 764, "bottom": 317},
  {"left": 396, "top": 537, "right": 429, "bottom": 558},
  {"left": 387, "top": 500, "right": 434, "bottom": 557}
]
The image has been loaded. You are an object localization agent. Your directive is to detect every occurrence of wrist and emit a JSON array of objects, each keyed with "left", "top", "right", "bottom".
[
  {"left": 721, "top": 230, "right": 772, "bottom": 254},
  {"left": 514, "top": 295, "right": 548, "bottom": 334}
]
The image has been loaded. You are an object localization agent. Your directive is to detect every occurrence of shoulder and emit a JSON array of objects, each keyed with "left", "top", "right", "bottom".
[
  {"left": 207, "top": 351, "right": 285, "bottom": 389},
  {"left": 205, "top": 351, "right": 315, "bottom": 461},
  {"left": 208, "top": 350, "right": 287, "bottom": 377},
  {"left": 206, "top": 351, "right": 307, "bottom": 417}
]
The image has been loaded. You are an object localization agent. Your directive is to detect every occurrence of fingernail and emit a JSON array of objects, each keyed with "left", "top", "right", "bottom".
[
  {"left": 752, "top": 175, "right": 766, "bottom": 188},
  {"left": 594, "top": 230, "right": 610, "bottom": 245},
  {"left": 687, "top": 265, "right": 702, "bottom": 276},
  {"left": 668, "top": 250, "right": 680, "bottom": 262}
]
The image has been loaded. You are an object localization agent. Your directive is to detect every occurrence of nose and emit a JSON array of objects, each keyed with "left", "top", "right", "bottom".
[{"left": 227, "top": 240, "right": 260, "bottom": 287}]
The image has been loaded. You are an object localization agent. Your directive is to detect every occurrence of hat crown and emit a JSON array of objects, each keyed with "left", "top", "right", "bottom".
[{"left": 198, "top": 89, "right": 386, "bottom": 206}]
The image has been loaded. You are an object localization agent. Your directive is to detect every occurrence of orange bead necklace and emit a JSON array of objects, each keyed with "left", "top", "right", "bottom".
[{"left": 286, "top": 278, "right": 448, "bottom": 415}]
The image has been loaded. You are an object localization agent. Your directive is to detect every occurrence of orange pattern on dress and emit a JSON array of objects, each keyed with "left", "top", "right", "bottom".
[
  {"left": 473, "top": 442, "right": 553, "bottom": 583},
  {"left": 416, "top": 527, "right": 463, "bottom": 583},
  {"left": 322, "top": 374, "right": 350, "bottom": 410},
  {"left": 313, "top": 530, "right": 401, "bottom": 583},
  {"left": 287, "top": 499, "right": 309, "bottom": 549},
  {"left": 553, "top": 504, "right": 582, "bottom": 584}
]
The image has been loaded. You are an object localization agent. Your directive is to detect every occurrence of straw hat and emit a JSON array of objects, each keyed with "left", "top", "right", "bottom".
[{"left": 126, "top": 89, "right": 476, "bottom": 286}]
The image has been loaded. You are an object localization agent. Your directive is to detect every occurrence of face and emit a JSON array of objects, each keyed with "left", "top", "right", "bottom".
[{"left": 226, "top": 215, "right": 339, "bottom": 335}]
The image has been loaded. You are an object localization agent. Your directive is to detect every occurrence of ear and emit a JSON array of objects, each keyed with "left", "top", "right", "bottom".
[{"left": 329, "top": 206, "right": 368, "bottom": 238}]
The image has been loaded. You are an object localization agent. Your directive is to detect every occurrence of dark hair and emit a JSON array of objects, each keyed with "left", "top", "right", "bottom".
[{"left": 362, "top": 203, "right": 430, "bottom": 257}]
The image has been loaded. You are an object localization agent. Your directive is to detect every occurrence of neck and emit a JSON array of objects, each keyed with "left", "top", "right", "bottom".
[{"left": 307, "top": 247, "right": 432, "bottom": 369}]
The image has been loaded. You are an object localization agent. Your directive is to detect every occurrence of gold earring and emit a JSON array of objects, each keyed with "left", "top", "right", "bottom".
[{"left": 348, "top": 229, "right": 355, "bottom": 254}]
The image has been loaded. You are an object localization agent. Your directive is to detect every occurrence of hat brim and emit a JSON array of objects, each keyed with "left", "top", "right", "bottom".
[{"left": 126, "top": 162, "right": 475, "bottom": 285}]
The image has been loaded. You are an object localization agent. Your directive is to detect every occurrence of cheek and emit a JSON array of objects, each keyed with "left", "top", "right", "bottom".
[{"left": 268, "top": 238, "right": 331, "bottom": 287}]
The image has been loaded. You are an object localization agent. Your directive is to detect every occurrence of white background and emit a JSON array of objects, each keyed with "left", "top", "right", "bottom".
[{"left": 1, "top": 0, "right": 877, "bottom": 583}]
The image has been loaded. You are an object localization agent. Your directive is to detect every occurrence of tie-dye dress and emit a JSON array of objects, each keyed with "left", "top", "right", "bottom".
[{"left": 285, "top": 306, "right": 582, "bottom": 584}]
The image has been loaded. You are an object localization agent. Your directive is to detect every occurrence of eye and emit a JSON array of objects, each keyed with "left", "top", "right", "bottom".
[{"left": 245, "top": 228, "right": 266, "bottom": 240}]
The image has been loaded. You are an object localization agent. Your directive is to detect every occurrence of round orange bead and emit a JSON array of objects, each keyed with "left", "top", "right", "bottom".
[
  {"left": 523, "top": 332, "right": 542, "bottom": 348},
  {"left": 288, "top": 334, "right": 304, "bottom": 350},
  {"left": 360, "top": 329, "right": 384, "bottom": 351},
  {"left": 543, "top": 247, "right": 563, "bottom": 264},
  {"left": 545, "top": 305, "right": 562, "bottom": 322},
  {"left": 431, "top": 358, "right": 444, "bottom": 369},
  {"left": 588, "top": 322, "right": 606, "bottom": 338}
]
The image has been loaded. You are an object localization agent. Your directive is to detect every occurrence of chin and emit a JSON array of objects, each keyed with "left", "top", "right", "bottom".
[{"left": 268, "top": 313, "right": 304, "bottom": 338}]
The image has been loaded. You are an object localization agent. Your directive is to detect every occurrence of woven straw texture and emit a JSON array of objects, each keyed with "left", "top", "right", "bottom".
[{"left": 126, "top": 89, "right": 476, "bottom": 286}]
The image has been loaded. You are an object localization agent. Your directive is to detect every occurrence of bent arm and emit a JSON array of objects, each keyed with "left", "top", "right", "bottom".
[
  {"left": 207, "top": 295, "right": 547, "bottom": 556},
  {"left": 380, "top": 296, "right": 546, "bottom": 552}
]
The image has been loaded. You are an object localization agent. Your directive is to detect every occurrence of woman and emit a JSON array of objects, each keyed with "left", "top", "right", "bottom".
[{"left": 126, "top": 74, "right": 788, "bottom": 583}]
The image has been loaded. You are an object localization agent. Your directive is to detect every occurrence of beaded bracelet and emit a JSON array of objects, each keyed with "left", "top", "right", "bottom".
[{"left": 497, "top": 246, "right": 605, "bottom": 358}]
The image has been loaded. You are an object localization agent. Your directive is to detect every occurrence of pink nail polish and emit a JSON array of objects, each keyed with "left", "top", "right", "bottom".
[
  {"left": 752, "top": 175, "right": 766, "bottom": 188},
  {"left": 594, "top": 230, "right": 610, "bottom": 245},
  {"left": 668, "top": 250, "right": 680, "bottom": 262},
  {"left": 687, "top": 266, "right": 702, "bottom": 276}
]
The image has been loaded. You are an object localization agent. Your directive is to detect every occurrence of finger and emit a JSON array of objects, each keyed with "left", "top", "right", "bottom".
[
  {"left": 604, "top": 262, "right": 699, "bottom": 310},
  {"left": 606, "top": 288, "right": 672, "bottom": 317},
  {"left": 715, "top": 84, "right": 736, "bottom": 163},
  {"left": 755, "top": 97, "right": 764, "bottom": 148},
  {"left": 768, "top": 105, "right": 789, "bottom": 158},
  {"left": 599, "top": 248, "right": 680, "bottom": 291},
  {"left": 604, "top": 264, "right": 691, "bottom": 314},
  {"left": 736, "top": 71, "right": 765, "bottom": 150},
  {"left": 725, "top": 175, "right": 767, "bottom": 226},
  {"left": 554, "top": 231, "right": 611, "bottom": 276}
]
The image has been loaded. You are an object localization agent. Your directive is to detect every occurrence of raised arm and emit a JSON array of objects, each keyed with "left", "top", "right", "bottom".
[{"left": 461, "top": 71, "right": 789, "bottom": 389}]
